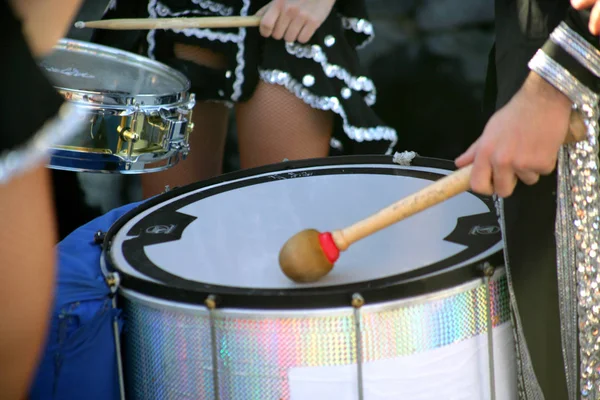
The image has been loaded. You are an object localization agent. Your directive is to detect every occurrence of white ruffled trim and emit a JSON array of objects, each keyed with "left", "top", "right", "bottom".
[
  {"left": 146, "top": 0, "right": 249, "bottom": 103},
  {"left": 340, "top": 15, "right": 375, "bottom": 49},
  {"left": 0, "top": 103, "right": 87, "bottom": 184},
  {"left": 285, "top": 42, "right": 377, "bottom": 106},
  {"left": 259, "top": 68, "right": 397, "bottom": 154},
  {"left": 104, "top": 0, "right": 117, "bottom": 15},
  {"left": 190, "top": 0, "right": 233, "bottom": 16}
]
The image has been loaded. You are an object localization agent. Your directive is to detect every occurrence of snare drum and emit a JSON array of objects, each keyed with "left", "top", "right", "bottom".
[
  {"left": 40, "top": 39, "right": 195, "bottom": 173},
  {"left": 104, "top": 156, "right": 517, "bottom": 399}
]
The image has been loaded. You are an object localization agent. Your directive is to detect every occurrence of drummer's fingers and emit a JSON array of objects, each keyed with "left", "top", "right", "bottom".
[
  {"left": 571, "top": 0, "right": 596, "bottom": 9},
  {"left": 516, "top": 170, "right": 540, "bottom": 186},
  {"left": 258, "top": 0, "right": 283, "bottom": 38},
  {"left": 455, "top": 140, "right": 478, "bottom": 169},
  {"left": 470, "top": 151, "right": 494, "bottom": 196},
  {"left": 255, "top": 1, "right": 271, "bottom": 16},
  {"left": 272, "top": 1, "right": 298, "bottom": 40},
  {"left": 590, "top": 1, "right": 600, "bottom": 34}
]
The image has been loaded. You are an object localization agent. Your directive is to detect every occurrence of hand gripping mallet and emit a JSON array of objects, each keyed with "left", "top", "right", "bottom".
[{"left": 279, "top": 111, "right": 587, "bottom": 283}]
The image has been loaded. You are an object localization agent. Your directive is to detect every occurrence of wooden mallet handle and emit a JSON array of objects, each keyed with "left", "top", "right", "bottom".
[
  {"left": 74, "top": 16, "right": 262, "bottom": 30},
  {"left": 331, "top": 110, "right": 588, "bottom": 251}
]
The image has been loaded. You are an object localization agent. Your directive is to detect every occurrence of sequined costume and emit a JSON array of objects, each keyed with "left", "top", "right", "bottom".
[
  {"left": 93, "top": 0, "right": 397, "bottom": 155},
  {"left": 487, "top": 2, "right": 600, "bottom": 399},
  {"left": 0, "top": 0, "right": 84, "bottom": 185}
]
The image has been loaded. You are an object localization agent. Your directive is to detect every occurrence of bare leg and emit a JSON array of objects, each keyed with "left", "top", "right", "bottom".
[
  {"left": 141, "top": 44, "right": 230, "bottom": 198},
  {"left": 235, "top": 82, "right": 333, "bottom": 169},
  {"left": 0, "top": 166, "right": 56, "bottom": 399}
]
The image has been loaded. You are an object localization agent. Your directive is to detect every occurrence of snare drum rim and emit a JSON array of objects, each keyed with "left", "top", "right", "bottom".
[
  {"left": 45, "top": 39, "right": 191, "bottom": 109},
  {"left": 103, "top": 155, "right": 504, "bottom": 310}
]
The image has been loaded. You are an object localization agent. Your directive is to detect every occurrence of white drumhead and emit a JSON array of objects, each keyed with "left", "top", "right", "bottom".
[{"left": 109, "top": 162, "right": 502, "bottom": 289}]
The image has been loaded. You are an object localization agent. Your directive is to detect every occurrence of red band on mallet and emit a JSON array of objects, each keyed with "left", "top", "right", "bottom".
[{"left": 318, "top": 232, "right": 340, "bottom": 263}]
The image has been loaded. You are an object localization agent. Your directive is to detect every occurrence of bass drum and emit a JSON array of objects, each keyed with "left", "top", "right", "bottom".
[{"left": 104, "top": 155, "right": 517, "bottom": 399}]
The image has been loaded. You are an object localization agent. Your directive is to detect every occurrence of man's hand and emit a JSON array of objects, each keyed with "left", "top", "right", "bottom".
[
  {"left": 256, "top": 0, "right": 336, "bottom": 43},
  {"left": 455, "top": 72, "right": 572, "bottom": 198},
  {"left": 571, "top": 0, "right": 600, "bottom": 35}
]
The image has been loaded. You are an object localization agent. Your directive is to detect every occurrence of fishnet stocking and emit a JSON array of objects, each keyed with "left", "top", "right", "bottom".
[
  {"left": 235, "top": 81, "right": 333, "bottom": 169},
  {"left": 141, "top": 43, "right": 229, "bottom": 198}
]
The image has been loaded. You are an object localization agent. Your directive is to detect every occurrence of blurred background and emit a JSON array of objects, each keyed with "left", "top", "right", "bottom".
[{"left": 53, "top": 0, "right": 495, "bottom": 239}]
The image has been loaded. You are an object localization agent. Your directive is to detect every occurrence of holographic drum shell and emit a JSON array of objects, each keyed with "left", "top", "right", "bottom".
[{"left": 104, "top": 155, "right": 518, "bottom": 400}]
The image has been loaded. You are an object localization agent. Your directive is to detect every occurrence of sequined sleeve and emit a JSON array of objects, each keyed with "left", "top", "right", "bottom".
[{"left": 528, "top": 7, "right": 600, "bottom": 107}]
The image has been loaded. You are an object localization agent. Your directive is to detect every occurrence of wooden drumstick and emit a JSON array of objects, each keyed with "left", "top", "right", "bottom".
[
  {"left": 74, "top": 16, "right": 262, "bottom": 30},
  {"left": 279, "top": 110, "right": 588, "bottom": 283}
]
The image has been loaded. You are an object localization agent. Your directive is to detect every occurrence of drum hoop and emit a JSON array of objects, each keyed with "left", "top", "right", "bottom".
[
  {"left": 103, "top": 155, "right": 504, "bottom": 310},
  {"left": 45, "top": 39, "right": 191, "bottom": 109}
]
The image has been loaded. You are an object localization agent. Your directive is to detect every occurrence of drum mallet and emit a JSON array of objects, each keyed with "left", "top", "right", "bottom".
[{"left": 279, "top": 111, "right": 588, "bottom": 283}]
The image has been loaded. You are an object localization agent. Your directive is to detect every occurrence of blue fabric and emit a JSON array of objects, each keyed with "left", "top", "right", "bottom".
[{"left": 29, "top": 201, "right": 143, "bottom": 400}]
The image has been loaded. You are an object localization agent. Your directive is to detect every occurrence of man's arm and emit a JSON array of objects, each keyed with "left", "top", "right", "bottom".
[{"left": 455, "top": 6, "right": 600, "bottom": 198}]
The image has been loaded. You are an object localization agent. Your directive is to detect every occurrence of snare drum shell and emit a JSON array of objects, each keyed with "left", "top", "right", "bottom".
[{"left": 41, "top": 39, "right": 194, "bottom": 173}]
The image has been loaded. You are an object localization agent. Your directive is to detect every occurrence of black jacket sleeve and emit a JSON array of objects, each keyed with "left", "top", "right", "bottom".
[{"left": 0, "top": 0, "right": 65, "bottom": 152}]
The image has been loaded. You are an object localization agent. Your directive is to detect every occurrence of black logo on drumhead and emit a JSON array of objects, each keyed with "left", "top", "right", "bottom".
[
  {"left": 145, "top": 224, "right": 177, "bottom": 234},
  {"left": 469, "top": 225, "right": 500, "bottom": 235}
]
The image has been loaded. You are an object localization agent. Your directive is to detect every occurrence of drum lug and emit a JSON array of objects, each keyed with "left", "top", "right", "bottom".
[
  {"left": 94, "top": 230, "right": 106, "bottom": 245},
  {"left": 146, "top": 109, "right": 191, "bottom": 152},
  {"left": 117, "top": 124, "right": 140, "bottom": 160}
]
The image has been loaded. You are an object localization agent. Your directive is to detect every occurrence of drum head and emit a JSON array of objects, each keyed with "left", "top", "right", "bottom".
[
  {"left": 106, "top": 156, "right": 503, "bottom": 308},
  {"left": 41, "top": 39, "right": 189, "bottom": 108}
]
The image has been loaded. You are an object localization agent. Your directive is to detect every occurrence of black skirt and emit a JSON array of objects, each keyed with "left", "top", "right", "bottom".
[{"left": 98, "top": 0, "right": 398, "bottom": 155}]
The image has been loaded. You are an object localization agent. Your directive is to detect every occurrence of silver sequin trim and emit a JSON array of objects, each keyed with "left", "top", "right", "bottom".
[
  {"left": 285, "top": 42, "right": 377, "bottom": 106},
  {"left": 340, "top": 16, "right": 375, "bottom": 49},
  {"left": 330, "top": 137, "right": 343, "bottom": 150},
  {"left": 151, "top": 1, "right": 240, "bottom": 42},
  {"left": 155, "top": 2, "right": 210, "bottom": 17},
  {"left": 0, "top": 103, "right": 87, "bottom": 184},
  {"left": 557, "top": 104, "right": 600, "bottom": 399},
  {"left": 324, "top": 35, "right": 336, "bottom": 47},
  {"left": 302, "top": 74, "right": 315, "bottom": 87},
  {"left": 104, "top": 0, "right": 117, "bottom": 14},
  {"left": 260, "top": 69, "right": 397, "bottom": 153},
  {"left": 551, "top": 22, "right": 600, "bottom": 78},
  {"left": 146, "top": 0, "right": 249, "bottom": 102},
  {"left": 556, "top": 145, "right": 579, "bottom": 400},
  {"left": 529, "top": 50, "right": 600, "bottom": 106},
  {"left": 190, "top": 0, "right": 233, "bottom": 16}
]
